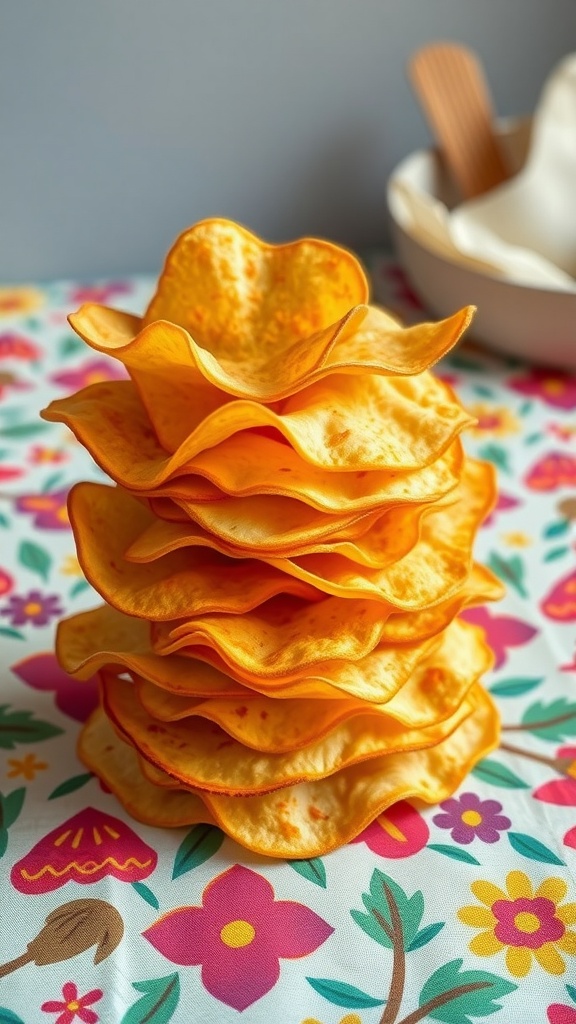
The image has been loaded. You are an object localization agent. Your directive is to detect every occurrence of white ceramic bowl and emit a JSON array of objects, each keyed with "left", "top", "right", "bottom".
[{"left": 387, "top": 120, "right": 576, "bottom": 369}]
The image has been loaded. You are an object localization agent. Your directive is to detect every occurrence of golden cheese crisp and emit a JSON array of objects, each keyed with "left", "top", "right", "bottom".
[
  {"left": 45, "top": 218, "right": 503, "bottom": 856},
  {"left": 79, "top": 686, "right": 498, "bottom": 858}
]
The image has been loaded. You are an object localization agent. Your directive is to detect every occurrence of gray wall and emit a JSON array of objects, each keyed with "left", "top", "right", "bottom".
[{"left": 1, "top": 1, "right": 575, "bottom": 281}]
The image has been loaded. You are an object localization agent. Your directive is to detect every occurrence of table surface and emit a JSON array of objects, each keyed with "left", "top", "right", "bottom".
[{"left": 0, "top": 256, "right": 575, "bottom": 1024}]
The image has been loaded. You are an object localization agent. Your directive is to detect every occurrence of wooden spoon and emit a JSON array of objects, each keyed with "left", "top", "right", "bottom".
[{"left": 408, "top": 42, "right": 510, "bottom": 199}]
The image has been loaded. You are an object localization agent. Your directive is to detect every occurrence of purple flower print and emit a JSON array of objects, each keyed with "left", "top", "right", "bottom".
[
  {"left": 2, "top": 590, "right": 63, "bottom": 627},
  {"left": 433, "top": 792, "right": 511, "bottom": 845},
  {"left": 16, "top": 489, "right": 70, "bottom": 530}
]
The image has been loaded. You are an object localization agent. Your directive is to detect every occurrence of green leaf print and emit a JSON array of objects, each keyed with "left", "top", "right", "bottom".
[
  {"left": 488, "top": 676, "right": 543, "bottom": 698},
  {"left": 427, "top": 844, "right": 480, "bottom": 866},
  {"left": 132, "top": 882, "right": 160, "bottom": 909},
  {"left": 288, "top": 856, "right": 327, "bottom": 888},
  {"left": 520, "top": 698, "right": 576, "bottom": 741},
  {"left": 306, "top": 977, "right": 385, "bottom": 1008},
  {"left": 418, "top": 958, "right": 516, "bottom": 1023},
  {"left": 120, "top": 974, "right": 180, "bottom": 1024},
  {"left": 171, "top": 824, "right": 224, "bottom": 879},
  {"left": 507, "top": 832, "right": 564, "bottom": 866},
  {"left": 351, "top": 869, "right": 424, "bottom": 952},
  {"left": 486, "top": 552, "right": 527, "bottom": 597},
  {"left": 0, "top": 706, "right": 63, "bottom": 748},
  {"left": 18, "top": 540, "right": 52, "bottom": 582},
  {"left": 471, "top": 758, "right": 529, "bottom": 789}
]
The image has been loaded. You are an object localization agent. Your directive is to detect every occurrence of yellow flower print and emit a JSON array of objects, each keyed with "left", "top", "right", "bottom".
[
  {"left": 0, "top": 286, "right": 44, "bottom": 318},
  {"left": 7, "top": 753, "right": 48, "bottom": 780},
  {"left": 501, "top": 532, "right": 532, "bottom": 548},
  {"left": 301, "top": 1017, "right": 362, "bottom": 1024},
  {"left": 468, "top": 403, "right": 521, "bottom": 438},
  {"left": 61, "top": 554, "right": 84, "bottom": 577},
  {"left": 459, "top": 870, "right": 576, "bottom": 977}
]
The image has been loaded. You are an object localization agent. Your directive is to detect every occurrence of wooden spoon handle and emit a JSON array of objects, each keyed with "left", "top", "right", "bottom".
[{"left": 408, "top": 42, "right": 510, "bottom": 199}]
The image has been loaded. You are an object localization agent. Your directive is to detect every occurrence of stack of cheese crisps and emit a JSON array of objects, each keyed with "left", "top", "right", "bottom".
[{"left": 43, "top": 219, "right": 504, "bottom": 858}]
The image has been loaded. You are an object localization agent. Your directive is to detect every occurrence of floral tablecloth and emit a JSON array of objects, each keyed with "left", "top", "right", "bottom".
[{"left": 0, "top": 256, "right": 575, "bottom": 1024}]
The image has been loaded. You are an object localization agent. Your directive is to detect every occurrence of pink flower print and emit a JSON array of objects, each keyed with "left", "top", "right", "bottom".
[
  {"left": 483, "top": 492, "right": 521, "bottom": 528},
  {"left": 11, "top": 807, "right": 157, "bottom": 893},
  {"left": 41, "top": 981, "right": 103, "bottom": 1024},
  {"left": 69, "top": 281, "right": 132, "bottom": 305},
  {"left": 509, "top": 367, "right": 576, "bottom": 410},
  {"left": 0, "top": 568, "right": 13, "bottom": 597},
  {"left": 0, "top": 466, "right": 23, "bottom": 482},
  {"left": 50, "top": 358, "right": 126, "bottom": 392},
  {"left": 144, "top": 864, "right": 333, "bottom": 1011},
  {"left": 16, "top": 489, "right": 69, "bottom": 529},
  {"left": 433, "top": 792, "right": 510, "bottom": 844},
  {"left": 525, "top": 452, "right": 576, "bottom": 492},
  {"left": 533, "top": 747, "right": 576, "bottom": 809},
  {"left": 542, "top": 570, "right": 576, "bottom": 622},
  {"left": 11, "top": 653, "right": 99, "bottom": 722},
  {"left": 547, "top": 421, "right": 576, "bottom": 443},
  {"left": 29, "top": 445, "right": 69, "bottom": 465},
  {"left": 460, "top": 606, "right": 538, "bottom": 669},
  {"left": 1, "top": 590, "right": 63, "bottom": 627},
  {"left": 492, "top": 894, "right": 565, "bottom": 948},
  {"left": 548, "top": 1003, "right": 576, "bottom": 1023},
  {"left": 350, "top": 800, "right": 429, "bottom": 857},
  {"left": 0, "top": 332, "right": 41, "bottom": 360}
]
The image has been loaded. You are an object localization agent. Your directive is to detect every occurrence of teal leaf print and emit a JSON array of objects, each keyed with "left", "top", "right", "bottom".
[
  {"left": 472, "top": 384, "right": 495, "bottom": 398},
  {"left": 0, "top": 788, "right": 25, "bottom": 860},
  {"left": 288, "top": 857, "right": 327, "bottom": 888},
  {"left": 518, "top": 399, "right": 533, "bottom": 416},
  {"left": 525, "top": 432, "right": 543, "bottom": 444},
  {"left": 0, "top": 628, "right": 24, "bottom": 640},
  {"left": 0, "top": 422, "right": 47, "bottom": 439},
  {"left": 1, "top": 788, "right": 25, "bottom": 828},
  {"left": 0, "top": 706, "right": 63, "bottom": 748},
  {"left": 544, "top": 519, "right": 570, "bottom": 539},
  {"left": 489, "top": 676, "right": 543, "bottom": 697},
  {"left": 418, "top": 958, "right": 516, "bottom": 1023},
  {"left": 476, "top": 444, "right": 511, "bottom": 475},
  {"left": 69, "top": 578, "right": 90, "bottom": 598},
  {"left": 48, "top": 772, "right": 93, "bottom": 799},
  {"left": 120, "top": 974, "right": 180, "bottom": 1024},
  {"left": 306, "top": 977, "right": 385, "bottom": 1009},
  {"left": 132, "top": 882, "right": 160, "bottom": 909},
  {"left": 486, "top": 552, "right": 527, "bottom": 597},
  {"left": 566, "top": 983, "right": 576, "bottom": 1005},
  {"left": 352, "top": 869, "right": 424, "bottom": 952},
  {"left": 544, "top": 545, "right": 571, "bottom": 563},
  {"left": 41, "top": 471, "right": 65, "bottom": 494},
  {"left": 507, "top": 832, "right": 564, "bottom": 866},
  {"left": 471, "top": 758, "right": 529, "bottom": 789},
  {"left": 447, "top": 354, "right": 483, "bottom": 372},
  {"left": 520, "top": 698, "right": 576, "bottom": 741},
  {"left": 427, "top": 844, "right": 481, "bottom": 866},
  {"left": 0, "top": 1010, "right": 25, "bottom": 1024},
  {"left": 407, "top": 921, "right": 445, "bottom": 951},
  {"left": 172, "top": 824, "right": 224, "bottom": 879},
  {"left": 59, "top": 334, "right": 85, "bottom": 358},
  {"left": 18, "top": 540, "right": 52, "bottom": 582},
  {"left": 0, "top": 512, "right": 10, "bottom": 528}
]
